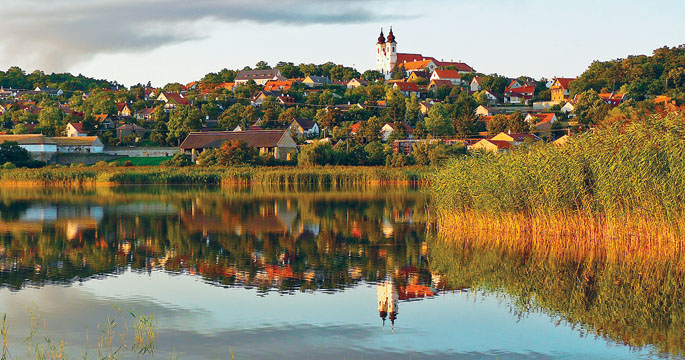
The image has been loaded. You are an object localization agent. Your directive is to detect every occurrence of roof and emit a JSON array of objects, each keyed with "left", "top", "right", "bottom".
[
  {"left": 136, "top": 108, "right": 156, "bottom": 117},
  {"left": 505, "top": 85, "right": 536, "bottom": 95},
  {"left": 384, "top": 122, "right": 414, "bottom": 134},
  {"left": 552, "top": 78, "right": 575, "bottom": 89},
  {"left": 409, "top": 71, "right": 430, "bottom": 79},
  {"left": 180, "top": 130, "right": 290, "bottom": 150},
  {"left": 160, "top": 92, "right": 189, "bottom": 105},
  {"left": 396, "top": 53, "right": 428, "bottom": 64},
  {"left": 236, "top": 69, "right": 281, "bottom": 81},
  {"left": 495, "top": 132, "right": 541, "bottom": 142},
  {"left": 349, "top": 122, "right": 361, "bottom": 134},
  {"left": 292, "top": 118, "right": 317, "bottom": 131},
  {"left": 116, "top": 123, "right": 147, "bottom": 131},
  {"left": 93, "top": 114, "right": 111, "bottom": 123},
  {"left": 264, "top": 80, "right": 293, "bottom": 91},
  {"left": 68, "top": 122, "right": 84, "bottom": 133},
  {"left": 303, "top": 75, "right": 330, "bottom": 84},
  {"left": 432, "top": 69, "right": 460, "bottom": 79},
  {"left": 485, "top": 140, "right": 513, "bottom": 149},
  {"left": 428, "top": 80, "right": 453, "bottom": 89},
  {"left": 116, "top": 102, "right": 129, "bottom": 112},
  {"left": 435, "top": 61, "right": 474, "bottom": 72},
  {"left": 0, "top": 134, "right": 55, "bottom": 145},
  {"left": 393, "top": 82, "right": 421, "bottom": 92},
  {"left": 398, "top": 60, "right": 435, "bottom": 71},
  {"left": 528, "top": 113, "right": 556, "bottom": 124},
  {"left": 51, "top": 137, "right": 101, "bottom": 146},
  {"left": 472, "top": 76, "right": 486, "bottom": 85}
]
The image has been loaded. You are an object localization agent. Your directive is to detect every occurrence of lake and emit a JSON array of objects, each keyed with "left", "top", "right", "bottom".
[{"left": 0, "top": 185, "right": 680, "bottom": 359}]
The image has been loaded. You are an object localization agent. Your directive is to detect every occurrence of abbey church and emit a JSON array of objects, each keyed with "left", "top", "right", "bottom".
[{"left": 375, "top": 27, "right": 475, "bottom": 79}]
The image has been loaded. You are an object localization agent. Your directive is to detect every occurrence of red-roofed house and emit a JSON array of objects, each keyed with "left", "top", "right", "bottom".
[
  {"left": 264, "top": 80, "right": 293, "bottom": 92},
  {"left": 504, "top": 86, "right": 536, "bottom": 104},
  {"left": 392, "top": 82, "right": 421, "bottom": 97},
  {"left": 598, "top": 93, "right": 626, "bottom": 107},
  {"left": 551, "top": 78, "right": 575, "bottom": 102},
  {"left": 116, "top": 102, "right": 133, "bottom": 117},
  {"left": 157, "top": 92, "right": 190, "bottom": 109},
  {"left": 430, "top": 69, "right": 461, "bottom": 85},
  {"left": 398, "top": 59, "right": 437, "bottom": 74},
  {"left": 66, "top": 122, "right": 87, "bottom": 137},
  {"left": 491, "top": 132, "right": 541, "bottom": 145},
  {"left": 470, "top": 139, "right": 513, "bottom": 153}
]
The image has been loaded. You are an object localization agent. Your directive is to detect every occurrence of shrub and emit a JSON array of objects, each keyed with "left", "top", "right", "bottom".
[{"left": 2, "top": 162, "right": 16, "bottom": 169}]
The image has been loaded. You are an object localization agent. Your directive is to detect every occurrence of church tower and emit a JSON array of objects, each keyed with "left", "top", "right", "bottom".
[{"left": 375, "top": 27, "right": 398, "bottom": 79}]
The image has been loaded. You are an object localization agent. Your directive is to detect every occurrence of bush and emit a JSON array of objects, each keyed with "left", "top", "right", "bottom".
[
  {"left": 95, "top": 161, "right": 109, "bottom": 167},
  {"left": 2, "top": 162, "right": 16, "bottom": 169},
  {"left": 160, "top": 153, "right": 192, "bottom": 167}
]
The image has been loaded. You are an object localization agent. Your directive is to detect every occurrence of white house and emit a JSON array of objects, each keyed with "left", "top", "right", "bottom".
[
  {"left": 66, "top": 122, "right": 87, "bottom": 137},
  {"left": 289, "top": 118, "right": 320, "bottom": 138},
  {"left": 470, "top": 77, "right": 485, "bottom": 92},
  {"left": 381, "top": 123, "right": 414, "bottom": 142},
  {"left": 560, "top": 102, "right": 575, "bottom": 115},
  {"left": 0, "top": 134, "right": 57, "bottom": 162},
  {"left": 52, "top": 137, "right": 104, "bottom": 153}
]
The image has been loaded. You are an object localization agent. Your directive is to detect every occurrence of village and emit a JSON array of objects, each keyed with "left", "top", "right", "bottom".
[{"left": 0, "top": 28, "right": 679, "bottom": 167}]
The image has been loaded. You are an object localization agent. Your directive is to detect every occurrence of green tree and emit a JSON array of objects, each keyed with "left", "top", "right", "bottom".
[
  {"left": 358, "top": 116, "right": 383, "bottom": 143},
  {"left": 167, "top": 105, "right": 202, "bottom": 145},
  {"left": 424, "top": 103, "right": 453, "bottom": 136},
  {"left": 404, "top": 93, "right": 421, "bottom": 125},
  {"left": 37, "top": 106, "right": 64, "bottom": 136},
  {"left": 573, "top": 89, "right": 611, "bottom": 125},
  {"left": 0, "top": 141, "right": 31, "bottom": 165}
]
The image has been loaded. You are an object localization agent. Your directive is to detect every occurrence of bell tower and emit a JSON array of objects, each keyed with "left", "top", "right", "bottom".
[
  {"left": 375, "top": 28, "right": 386, "bottom": 75},
  {"left": 385, "top": 26, "right": 397, "bottom": 77}
]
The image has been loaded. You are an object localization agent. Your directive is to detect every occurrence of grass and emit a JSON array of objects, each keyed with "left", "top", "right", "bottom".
[
  {"left": 109, "top": 157, "right": 172, "bottom": 166},
  {"left": 0, "top": 166, "right": 430, "bottom": 186}
]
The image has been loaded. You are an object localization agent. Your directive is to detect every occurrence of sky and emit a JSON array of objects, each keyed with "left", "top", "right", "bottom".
[{"left": 0, "top": 0, "right": 683, "bottom": 87}]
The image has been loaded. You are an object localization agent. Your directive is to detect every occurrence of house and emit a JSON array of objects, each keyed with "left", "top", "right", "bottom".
[
  {"left": 392, "top": 82, "right": 421, "bottom": 97},
  {"left": 144, "top": 88, "right": 158, "bottom": 100},
  {"left": 346, "top": 79, "right": 368, "bottom": 88},
  {"left": 560, "top": 101, "right": 575, "bottom": 114},
  {"left": 235, "top": 69, "right": 284, "bottom": 86},
  {"left": 135, "top": 107, "right": 156, "bottom": 121},
  {"left": 34, "top": 87, "right": 63, "bottom": 96},
  {"left": 475, "top": 105, "right": 497, "bottom": 117},
  {"left": 398, "top": 59, "right": 437, "bottom": 74},
  {"left": 180, "top": 130, "right": 298, "bottom": 162},
  {"left": 381, "top": 122, "right": 414, "bottom": 141},
  {"left": 553, "top": 135, "right": 571, "bottom": 147},
  {"left": 491, "top": 132, "right": 541, "bottom": 145},
  {"left": 288, "top": 118, "right": 319, "bottom": 138},
  {"left": 550, "top": 78, "right": 575, "bottom": 102},
  {"left": 66, "top": 122, "right": 87, "bottom": 137},
  {"left": 504, "top": 86, "right": 535, "bottom": 105},
  {"left": 349, "top": 122, "right": 362, "bottom": 135},
  {"left": 157, "top": 92, "right": 189, "bottom": 110},
  {"left": 654, "top": 95, "right": 675, "bottom": 105},
  {"left": 116, "top": 102, "right": 133, "bottom": 117},
  {"left": 52, "top": 137, "right": 104, "bottom": 153},
  {"left": 0, "top": 134, "right": 104, "bottom": 161},
  {"left": 479, "top": 90, "right": 499, "bottom": 105},
  {"left": 470, "top": 77, "right": 486, "bottom": 92},
  {"left": 428, "top": 80, "right": 453, "bottom": 92},
  {"left": 264, "top": 80, "right": 293, "bottom": 92},
  {"left": 430, "top": 69, "right": 461, "bottom": 85},
  {"left": 116, "top": 123, "right": 148, "bottom": 139},
  {"left": 524, "top": 113, "right": 557, "bottom": 125},
  {"left": 419, "top": 100, "right": 437, "bottom": 115},
  {"left": 0, "top": 134, "right": 57, "bottom": 161},
  {"left": 598, "top": 93, "right": 626, "bottom": 107},
  {"left": 250, "top": 91, "right": 295, "bottom": 106},
  {"left": 407, "top": 71, "right": 430, "bottom": 83},
  {"left": 470, "top": 139, "right": 513, "bottom": 153},
  {"left": 302, "top": 75, "right": 331, "bottom": 88},
  {"left": 93, "top": 114, "right": 116, "bottom": 130}
]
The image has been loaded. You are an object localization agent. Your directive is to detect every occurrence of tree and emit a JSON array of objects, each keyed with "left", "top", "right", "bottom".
[
  {"left": 0, "top": 141, "right": 31, "bottom": 165},
  {"left": 358, "top": 116, "right": 383, "bottom": 143},
  {"left": 218, "top": 103, "right": 245, "bottom": 130},
  {"left": 216, "top": 140, "right": 259, "bottom": 165},
  {"left": 167, "top": 105, "right": 202, "bottom": 145},
  {"left": 488, "top": 114, "right": 509, "bottom": 135},
  {"left": 38, "top": 106, "right": 64, "bottom": 136},
  {"left": 452, "top": 114, "right": 484, "bottom": 138},
  {"left": 361, "top": 70, "right": 385, "bottom": 82},
  {"left": 573, "top": 89, "right": 610, "bottom": 125},
  {"left": 424, "top": 103, "right": 453, "bottom": 136},
  {"left": 363, "top": 141, "right": 387, "bottom": 165},
  {"left": 316, "top": 107, "right": 343, "bottom": 130},
  {"left": 255, "top": 61, "right": 270, "bottom": 70},
  {"left": 506, "top": 111, "right": 528, "bottom": 133},
  {"left": 404, "top": 93, "right": 421, "bottom": 125}
]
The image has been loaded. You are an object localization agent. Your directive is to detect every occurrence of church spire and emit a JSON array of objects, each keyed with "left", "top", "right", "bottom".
[
  {"left": 387, "top": 26, "right": 395, "bottom": 43},
  {"left": 377, "top": 28, "right": 385, "bottom": 44}
]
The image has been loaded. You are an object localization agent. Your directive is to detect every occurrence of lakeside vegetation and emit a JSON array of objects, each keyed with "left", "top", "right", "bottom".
[
  {"left": 0, "top": 165, "right": 429, "bottom": 186},
  {"left": 432, "top": 109, "right": 685, "bottom": 220}
]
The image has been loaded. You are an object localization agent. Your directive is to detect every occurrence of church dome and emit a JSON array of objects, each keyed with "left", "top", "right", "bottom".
[
  {"left": 387, "top": 27, "right": 395, "bottom": 43},
  {"left": 377, "top": 29, "right": 385, "bottom": 44}
]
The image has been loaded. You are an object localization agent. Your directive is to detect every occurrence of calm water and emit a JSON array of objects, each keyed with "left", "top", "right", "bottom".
[{"left": 0, "top": 186, "right": 679, "bottom": 359}]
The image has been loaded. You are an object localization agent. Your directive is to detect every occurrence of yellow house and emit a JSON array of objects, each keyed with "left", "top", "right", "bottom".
[
  {"left": 550, "top": 78, "right": 575, "bottom": 102},
  {"left": 491, "top": 132, "right": 541, "bottom": 145},
  {"left": 470, "top": 139, "right": 512, "bottom": 153}
]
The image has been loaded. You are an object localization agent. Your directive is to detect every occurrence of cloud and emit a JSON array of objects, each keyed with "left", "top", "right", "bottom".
[{"left": 0, "top": 0, "right": 398, "bottom": 72}]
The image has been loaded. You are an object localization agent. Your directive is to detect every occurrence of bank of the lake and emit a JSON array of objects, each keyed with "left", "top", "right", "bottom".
[{"left": 0, "top": 165, "right": 430, "bottom": 186}]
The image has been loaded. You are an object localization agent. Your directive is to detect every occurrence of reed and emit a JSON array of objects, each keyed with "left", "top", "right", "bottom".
[
  {"left": 431, "top": 110, "right": 685, "bottom": 220},
  {"left": 0, "top": 166, "right": 429, "bottom": 186}
]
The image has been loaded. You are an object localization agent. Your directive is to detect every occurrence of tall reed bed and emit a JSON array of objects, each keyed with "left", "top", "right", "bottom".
[
  {"left": 432, "top": 110, "right": 685, "bottom": 220},
  {"left": 0, "top": 166, "right": 429, "bottom": 186}
]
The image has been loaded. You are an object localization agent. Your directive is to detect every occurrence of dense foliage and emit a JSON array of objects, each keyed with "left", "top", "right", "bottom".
[{"left": 0, "top": 66, "right": 116, "bottom": 91}]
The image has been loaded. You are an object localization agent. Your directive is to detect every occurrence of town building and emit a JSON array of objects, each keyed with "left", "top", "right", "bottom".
[
  {"left": 180, "top": 130, "right": 297, "bottom": 162},
  {"left": 235, "top": 69, "right": 285, "bottom": 86},
  {"left": 288, "top": 118, "right": 319, "bottom": 138},
  {"left": 550, "top": 78, "right": 575, "bottom": 102},
  {"left": 66, "top": 122, "right": 87, "bottom": 137}
]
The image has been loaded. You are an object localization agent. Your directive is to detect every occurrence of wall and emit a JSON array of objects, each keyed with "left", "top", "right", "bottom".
[{"left": 102, "top": 147, "right": 179, "bottom": 157}]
